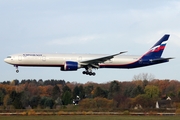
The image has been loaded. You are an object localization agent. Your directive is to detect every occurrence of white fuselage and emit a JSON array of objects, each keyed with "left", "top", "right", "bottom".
[{"left": 4, "top": 53, "right": 141, "bottom": 68}]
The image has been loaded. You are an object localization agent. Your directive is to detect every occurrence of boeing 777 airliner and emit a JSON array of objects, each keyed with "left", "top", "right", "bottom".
[{"left": 4, "top": 34, "right": 173, "bottom": 76}]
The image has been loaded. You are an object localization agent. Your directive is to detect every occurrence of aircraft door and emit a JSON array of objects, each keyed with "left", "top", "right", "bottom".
[
  {"left": 18, "top": 55, "right": 22, "bottom": 61},
  {"left": 42, "top": 56, "right": 46, "bottom": 61},
  {"left": 78, "top": 56, "right": 82, "bottom": 62}
]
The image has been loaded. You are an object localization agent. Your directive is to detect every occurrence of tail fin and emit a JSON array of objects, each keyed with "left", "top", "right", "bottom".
[{"left": 142, "top": 34, "right": 170, "bottom": 59}]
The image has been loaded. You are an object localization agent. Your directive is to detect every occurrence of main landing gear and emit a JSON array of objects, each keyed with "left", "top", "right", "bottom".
[
  {"left": 15, "top": 65, "right": 19, "bottom": 73},
  {"left": 82, "top": 71, "right": 96, "bottom": 76},
  {"left": 82, "top": 66, "right": 96, "bottom": 76}
]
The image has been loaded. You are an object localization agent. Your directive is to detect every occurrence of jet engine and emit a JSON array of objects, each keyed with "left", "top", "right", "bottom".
[{"left": 60, "top": 61, "right": 79, "bottom": 71}]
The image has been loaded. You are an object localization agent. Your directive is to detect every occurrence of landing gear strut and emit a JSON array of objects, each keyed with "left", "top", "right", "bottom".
[
  {"left": 15, "top": 65, "right": 19, "bottom": 73},
  {"left": 82, "top": 66, "right": 96, "bottom": 76}
]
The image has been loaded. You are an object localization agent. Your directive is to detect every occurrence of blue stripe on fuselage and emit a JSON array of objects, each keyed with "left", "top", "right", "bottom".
[{"left": 99, "top": 59, "right": 169, "bottom": 69}]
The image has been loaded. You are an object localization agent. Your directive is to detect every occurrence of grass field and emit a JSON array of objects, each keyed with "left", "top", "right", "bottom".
[{"left": 0, "top": 115, "right": 180, "bottom": 120}]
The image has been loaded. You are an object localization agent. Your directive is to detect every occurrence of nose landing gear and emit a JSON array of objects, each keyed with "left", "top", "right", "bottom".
[
  {"left": 16, "top": 70, "right": 19, "bottom": 73},
  {"left": 14, "top": 65, "right": 19, "bottom": 73}
]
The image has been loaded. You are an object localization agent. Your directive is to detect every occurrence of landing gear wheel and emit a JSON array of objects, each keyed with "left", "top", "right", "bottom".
[
  {"left": 89, "top": 72, "right": 96, "bottom": 76},
  {"left": 82, "top": 71, "right": 96, "bottom": 76},
  {"left": 16, "top": 70, "right": 19, "bottom": 73},
  {"left": 89, "top": 72, "right": 93, "bottom": 76}
]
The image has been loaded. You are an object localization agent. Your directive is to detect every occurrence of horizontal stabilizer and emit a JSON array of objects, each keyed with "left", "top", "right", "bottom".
[{"left": 150, "top": 57, "right": 174, "bottom": 62}]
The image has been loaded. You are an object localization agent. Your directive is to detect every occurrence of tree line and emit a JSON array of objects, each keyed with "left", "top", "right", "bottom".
[{"left": 0, "top": 75, "right": 180, "bottom": 110}]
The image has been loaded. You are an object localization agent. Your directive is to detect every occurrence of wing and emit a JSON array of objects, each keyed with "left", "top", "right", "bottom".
[{"left": 80, "top": 51, "right": 127, "bottom": 66}]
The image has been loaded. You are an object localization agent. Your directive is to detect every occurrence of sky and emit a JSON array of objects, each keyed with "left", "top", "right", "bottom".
[{"left": 0, "top": 0, "right": 180, "bottom": 83}]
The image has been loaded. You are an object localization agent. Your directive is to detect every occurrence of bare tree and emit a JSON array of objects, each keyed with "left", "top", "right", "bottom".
[{"left": 133, "top": 73, "right": 155, "bottom": 81}]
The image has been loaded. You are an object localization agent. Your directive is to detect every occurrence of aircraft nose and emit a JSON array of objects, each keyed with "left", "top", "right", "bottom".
[
  {"left": 4, "top": 58, "right": 7, "bottom": 62},
  {"left": 4, "top": 58, "right": 9, "bottom": 63}
]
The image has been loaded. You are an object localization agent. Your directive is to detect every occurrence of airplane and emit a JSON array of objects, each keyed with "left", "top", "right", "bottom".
[{"left": 4, "top": 34, "right": 173, "bottom": 76}]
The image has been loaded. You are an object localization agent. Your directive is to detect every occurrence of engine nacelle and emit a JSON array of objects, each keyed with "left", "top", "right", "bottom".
[{"left": 60, "top": 61, "right": 79, "bottom": 71}]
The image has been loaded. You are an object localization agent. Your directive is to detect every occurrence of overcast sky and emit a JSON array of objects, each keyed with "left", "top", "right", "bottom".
[{"left": 0, "top": 0, "right": 180, "bottom": 83}]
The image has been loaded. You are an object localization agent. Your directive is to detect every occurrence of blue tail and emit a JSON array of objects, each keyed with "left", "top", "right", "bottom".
[{"left": 142, "top": 34, "right": 170, "bottom": 59}]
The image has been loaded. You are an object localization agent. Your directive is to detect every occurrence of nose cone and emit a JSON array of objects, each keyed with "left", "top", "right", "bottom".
[
  {"left": 4, "top": 58, "right": 10, "bottom": 64},
  {"left": 4, "top": 58, "right": 7, "bottom": 62}
]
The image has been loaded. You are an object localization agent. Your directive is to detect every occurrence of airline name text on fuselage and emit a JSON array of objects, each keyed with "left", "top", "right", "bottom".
[{"left": 23, "top": 54, "right": 43, "bottom": 57}]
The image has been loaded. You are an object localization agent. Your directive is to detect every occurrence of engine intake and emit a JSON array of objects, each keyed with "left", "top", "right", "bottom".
[{"left": 61, "top": 61, "right": 79, "bottom": 71}]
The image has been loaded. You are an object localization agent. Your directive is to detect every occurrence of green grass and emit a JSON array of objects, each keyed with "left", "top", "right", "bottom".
[{"left": 0, "top": 115, "right": 180, "bottom": 120}]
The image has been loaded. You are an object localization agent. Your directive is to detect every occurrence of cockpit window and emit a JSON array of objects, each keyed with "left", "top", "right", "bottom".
[{"left": 7, "top": 56, "right": 11, "bottom": 58}]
